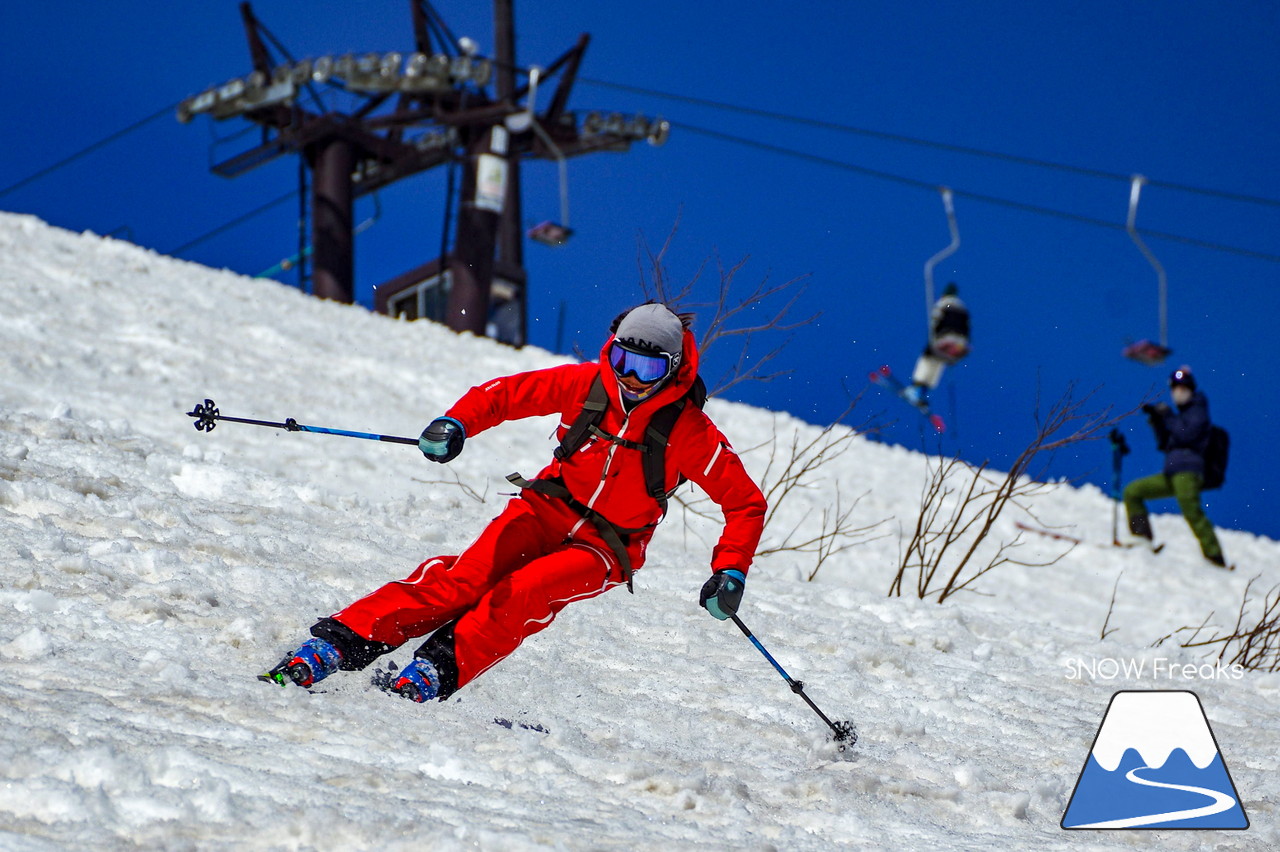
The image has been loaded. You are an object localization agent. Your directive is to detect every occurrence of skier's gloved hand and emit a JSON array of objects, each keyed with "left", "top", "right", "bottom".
[
  {"left": 419, "top": 417, "right": 465, "bottom": 463},
  {"left": 700, "top": 569, "right": 746, "bottom": 620}
]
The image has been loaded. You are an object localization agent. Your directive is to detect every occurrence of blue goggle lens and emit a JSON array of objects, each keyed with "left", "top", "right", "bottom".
[{"left": 609, "top": 342, "right": 671, "bottom": 384}]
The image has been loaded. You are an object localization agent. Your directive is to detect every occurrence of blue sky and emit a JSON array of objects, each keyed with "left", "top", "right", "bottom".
[{"left": 4, "top": 1, "right": 1277, "bottom": 544}]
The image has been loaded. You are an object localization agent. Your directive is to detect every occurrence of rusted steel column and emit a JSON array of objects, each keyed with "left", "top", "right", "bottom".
[{"left": 311, "top": 137, "right": 355, "bottom": 303}]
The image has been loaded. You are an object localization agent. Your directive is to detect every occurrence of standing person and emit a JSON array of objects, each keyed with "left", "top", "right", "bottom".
[
  {"left": 1122, "top": 365, "right": 1226, "bottom": 567},
  {"left": 905, "top": 282, "right": 970, "bottom": 404},
  {"left": 261, "top": 303, "right": 768, "bottom": 701}
]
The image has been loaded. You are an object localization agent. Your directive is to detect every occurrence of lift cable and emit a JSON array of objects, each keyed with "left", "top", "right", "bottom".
[
  {"left": 0, "top": 101, "right": 181, "bottom": 200},
  {"left": 670, "top": 121, "right": 1280, "bottom": 264},
  {"left": 579, "top": 77, "right": 1280, "bottom": 211},
  {"left": 168, "top": 189, "right": 299, "bottom": 256}
]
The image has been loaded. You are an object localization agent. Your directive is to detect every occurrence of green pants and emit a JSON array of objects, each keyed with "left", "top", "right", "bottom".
[{"left": 1123, "top": 471, "right": 1222, "bottom": 559}]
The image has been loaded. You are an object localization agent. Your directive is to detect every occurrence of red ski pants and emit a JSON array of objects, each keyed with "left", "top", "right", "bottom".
[{"left": 331, "top": 490, "right": 644, "bottom": 689}]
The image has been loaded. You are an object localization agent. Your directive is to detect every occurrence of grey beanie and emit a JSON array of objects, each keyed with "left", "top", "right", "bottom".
[{"left": 614, "top": 303, "right": 683, "bottom": 356}]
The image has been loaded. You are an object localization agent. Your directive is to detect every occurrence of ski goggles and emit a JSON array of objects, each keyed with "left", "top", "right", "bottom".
[{"left": 609, "top": 341, "right": 674, "bottom": 384}]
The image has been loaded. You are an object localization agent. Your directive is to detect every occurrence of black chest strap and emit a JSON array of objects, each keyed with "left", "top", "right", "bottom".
[
  {"left": 554, "top": 375, "right": 690, "bottom": 510},
  {"left": 504, "top": 473, "right": 653, "bottom": 593},
  {"left": 512, "top": 374, "right": 701, "bottom": 591}
]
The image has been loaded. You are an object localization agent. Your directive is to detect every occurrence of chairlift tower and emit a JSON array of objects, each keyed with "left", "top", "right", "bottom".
[{"left": 178, "top": 1, "right": 669, "bottom": 345}]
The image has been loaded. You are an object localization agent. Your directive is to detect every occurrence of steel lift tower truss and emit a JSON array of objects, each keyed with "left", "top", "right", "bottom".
[{"left": 178, "top": 1, "right": 668, "bottom": 345}]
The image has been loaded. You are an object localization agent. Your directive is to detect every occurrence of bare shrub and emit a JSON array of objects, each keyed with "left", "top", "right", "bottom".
[
  {"left": 634, "top": 224, "right": 888, "bottom": 579},
  {"left": 1100, "top": 571, "right": 1124, "bottom": 640},
  {"left": 673, "top": 394, "right": 889, "bottom": 581},
  {"left": 637, "top": 223, "right": 816, "bottom": 397},
  {"left": 412, "top": 468, "right": 487, "bottom": 503},
  {"left": 1163, "top": 577, "right": 1280, "bottom": 672},
  {"left": 889, "top": 384, "right": 1133, "bottom": 602}
]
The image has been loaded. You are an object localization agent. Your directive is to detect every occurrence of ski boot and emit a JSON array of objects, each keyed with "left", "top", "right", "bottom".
[
  {"left": 259, "top": 638, "right": 343, "bottom": 688},
  {"left": 1123, "top": 514, "right": 1164, "bottom": 553},
  {"left": 389, "top": 658, "right": 441, "bottom": 703}
]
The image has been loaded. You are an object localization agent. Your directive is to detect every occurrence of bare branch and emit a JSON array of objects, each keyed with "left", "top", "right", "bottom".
[
  {"left": 410, "top": 468, "right": 488, "bottom": 503},
  {"left": 1100, "top": 572, "right": 1124, "bottom": 640},
  {"left": 636, "top": 227, "right": 819, "bottom": 399},
  {"left": 632, "top": 222, "right": 894, "bottom": 581},
  {"left": 1170, "top": 576, "right": 1280, "bottom": 672},
  {"left": 890, "top": 380, "right": 1120, "bottom": 602},
  {"left": 671, "top": 388, "right": 890, "bottom": 581}
]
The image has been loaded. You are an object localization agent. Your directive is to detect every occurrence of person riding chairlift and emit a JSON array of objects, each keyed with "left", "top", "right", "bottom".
[{"left": 905, "top": 282, "right": 970, "bottom": 404}]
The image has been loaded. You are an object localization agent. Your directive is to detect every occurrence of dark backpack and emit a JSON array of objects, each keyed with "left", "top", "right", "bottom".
[
  {"left": 1202, "top": 425, "right": 1229, "bottom": 491},
  {"left": 555, "top": 373, "right": 707, "bottom": 510}
]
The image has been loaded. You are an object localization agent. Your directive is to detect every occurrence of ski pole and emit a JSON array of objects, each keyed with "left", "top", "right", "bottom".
[
  {"left": 729, "top": 613, "right": 857, "bottom": 750},
  {"left": 185, "top": 398, "right": 418, "bottom": 446},
  {"left": 1109, "top": 429, "right": 1130, "bottom": 545}
]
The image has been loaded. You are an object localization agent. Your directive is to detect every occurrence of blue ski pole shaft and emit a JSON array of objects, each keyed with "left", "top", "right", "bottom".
[
  {"left": 729, "top": 613, "right": 855, "bottom": 747},
  {"left": 292, "top": 424, "right": 418, "bottom": 445},
  {"left": 186, "top": 399, "right": 418, "bottom": 445}
]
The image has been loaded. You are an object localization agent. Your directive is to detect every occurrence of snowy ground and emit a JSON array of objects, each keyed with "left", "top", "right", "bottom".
[{"left": 1, "top": 211, "right": 1276, "bottom": 850}]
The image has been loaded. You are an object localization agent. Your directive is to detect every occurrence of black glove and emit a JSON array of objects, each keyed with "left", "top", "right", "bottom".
[
  {"left": 699, "top": 569, "right": 746, "bottom": 620},
  {"left": 1142, "top": 403, "right": 1170, "bottom": 429},
  {"left": 418, "top": 417, "right": 465, "bottom": 463}
]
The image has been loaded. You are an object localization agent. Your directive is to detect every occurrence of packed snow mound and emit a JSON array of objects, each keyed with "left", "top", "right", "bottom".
[{"left": 1, "top": 212, "right": 1277, "bottom": 850}]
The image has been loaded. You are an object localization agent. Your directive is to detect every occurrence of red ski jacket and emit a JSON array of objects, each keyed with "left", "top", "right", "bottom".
[{"left": 444, "top": 328, "right": 767, "bottom": 575}]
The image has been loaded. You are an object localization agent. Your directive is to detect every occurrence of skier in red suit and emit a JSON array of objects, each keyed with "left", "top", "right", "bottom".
[{"left": 262, "top": 303, "right": 767, "bottom": 702}]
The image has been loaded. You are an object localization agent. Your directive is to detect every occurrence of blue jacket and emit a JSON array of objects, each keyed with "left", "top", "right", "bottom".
[{"left": 1152, "top": 391, "right": 1211, "bottom": 477}]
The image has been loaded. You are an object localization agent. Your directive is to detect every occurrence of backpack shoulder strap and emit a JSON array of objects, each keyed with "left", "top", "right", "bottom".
[
  {"left": 557, "top": 373, "right": 705, "bottom": 508},
  {"left": 554, "top": 375, "right": 610, "bottom": 460},
  {"left": 640, "top": 375, "right": 706, "bottom": 507},
  {"left": 641, "top": 398, "right": 686, "bottom": 505}
]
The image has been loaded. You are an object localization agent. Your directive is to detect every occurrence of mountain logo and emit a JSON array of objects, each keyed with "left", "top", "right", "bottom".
[{"left": 1062, "top": 690, "right": 1248, "bottom": 830}]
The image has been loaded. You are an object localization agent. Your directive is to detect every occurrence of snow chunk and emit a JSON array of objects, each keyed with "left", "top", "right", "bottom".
[{"left": 2, "top": 626, "right": 52, "bottom": 659}]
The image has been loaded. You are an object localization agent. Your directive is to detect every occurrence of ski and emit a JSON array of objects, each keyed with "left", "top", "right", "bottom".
[
  {"left": 1014, "top": 521, "right": 1082, "bottom": 544},
  {"left": 369, "top": 660, "right": 415, "bottom": 698},
  {"left": 1112, "top": 540, "right": 1166, "bottom": 554},
  {"left": 869, "top": 366, "right": 945, "bottom": 433},
  {"left": 259, "top": 661, "right": 310, "bottom": 687},
  {"left": 493, "top": 717, "right": 550, "bottom": 734},
  {"left": 1014, "top": 521, "right": 1165, "bottom": 553},
  {"left": 371, "top": 662, "right": 549, "bottom": 730},
  {"left": 261, "top": 661, "right": 551, "bottom": 729}
]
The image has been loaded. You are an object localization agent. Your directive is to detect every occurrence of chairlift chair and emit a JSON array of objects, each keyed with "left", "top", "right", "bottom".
[
  {"left": 506, "top": 67, "right": 573, "bottom": 247},
  {"left": 923, "top": 187, "right": 967, "bottom": 363},
  {"left": 528, "top": 220, "right": 573, "bottom": 246},
  {"left": 1122, "top": 175, "right": 1172, "bottom": 365},
  {"left": 923, "top": 187, "right": 960, "bottom": 319}
]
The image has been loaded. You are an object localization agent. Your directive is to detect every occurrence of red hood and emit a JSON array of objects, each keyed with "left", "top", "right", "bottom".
[{"left": 596, "top": 327, "right": 700, "bottom": 410}]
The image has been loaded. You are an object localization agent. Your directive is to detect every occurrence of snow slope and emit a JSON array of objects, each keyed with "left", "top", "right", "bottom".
[{"left": 1, "top": 211, "right": 1276, "bottom": 850}]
